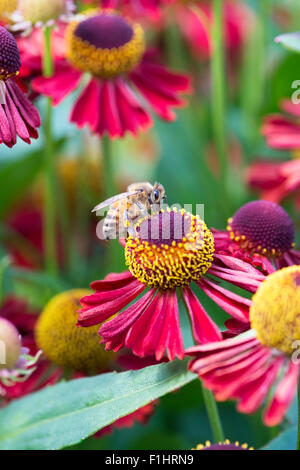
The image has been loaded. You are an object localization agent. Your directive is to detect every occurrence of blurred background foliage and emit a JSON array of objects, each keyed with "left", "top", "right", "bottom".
[{"left": 0, "top": 0, "right": 299, "bottom": 450}]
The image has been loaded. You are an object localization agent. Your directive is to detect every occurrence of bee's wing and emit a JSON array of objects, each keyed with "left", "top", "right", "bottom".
[{"left": 92, "top": 191, "right": 142, "bottom": 213}]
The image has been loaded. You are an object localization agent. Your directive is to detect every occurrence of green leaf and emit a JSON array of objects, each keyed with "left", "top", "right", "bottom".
[
  {"left": 262, "top": 426, "right": 297, "bottom": 450},
  {"left": 0, "top": 360, "right": 195, "bottom": 450},
  {"left": 275, "top": 32, "right": 300, "bottom": 54}
]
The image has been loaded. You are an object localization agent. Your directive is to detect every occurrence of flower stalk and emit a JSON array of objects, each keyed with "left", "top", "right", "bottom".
[
  {"left": 211, "top": 0, "right": 230, "bottom": 215},
  {"left": 42, "top": 25, "right": 58, "bottom": 276},
  {"left": 102, "top": 135, "right": 116, "bottom": 199},
  {"left": 201, "top": 382, "right": 225, "bottom": 443}
]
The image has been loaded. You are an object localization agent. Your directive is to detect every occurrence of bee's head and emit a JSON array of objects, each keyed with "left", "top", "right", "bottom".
[{"left": 148, "top": 183, "right": 166, "bottom": 206}]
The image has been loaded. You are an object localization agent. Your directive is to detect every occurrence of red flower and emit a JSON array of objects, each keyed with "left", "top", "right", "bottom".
[
  {"left": 0, "top": 26, "right": 40, "bottom": 147},
  {"left": 213, "top": 200, "right": 300, "bottom": 270},
  {"left": 83, "top": 0, "right": 172, "bottom": 21},
  {"left": 261, "top": 99, "right": 300, "bottom": 150},
  {"left": 32, "top": 10, "right": 191, "bottom": 138},
  {"left": 78, "top": 208, "right": 264, "bottom": 361},
  {"left": 174, "top": 0, "right": 253, "bottom": 59},
  {"left": 17, "top": 23, "right": 67, "bottom": 81},
  {"left": 187, "top": 266, "right": 300, "bottom": 427},
  {"left": 247, "top": 159, "right": 300, "bottom": 209}
]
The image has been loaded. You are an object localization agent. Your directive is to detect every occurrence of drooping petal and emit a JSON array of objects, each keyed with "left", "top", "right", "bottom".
[
  {"left": 125, "top": 290, "right": 184, "bottom": 360},
  {"left": 115, "top": 78, "right": 152, "bottom": 136},
  {"left": 264, "top": 362, "right": 299, "bottom": 427},
  {"left": 99, "top": 289, "right": 155, "bottom": 351},
  {"left": 236, "top": 358, "right": 284, "bottom": 414},
  {"left": 70, "top": 78, "right": 100, "bottom": 130},
  {"left": 96, "top": 80, "right": 123, "bottom": 138},
  {"left": 0, "top": 79, "right": 40, "bottom": 147},
  {"left": 32, "top": 60, "right": 82, "bottom": 105},
  {"left": 130, "top": 52, "right": 191, "bottom": 121},
  {"left": 198, "top": 278, "right": 250, "bottom": 322},
  {"left": 91, "top": 271, "right": 134, "bottom": 291},
  {"left": 78, "top": 280, "right": 146, "bottom": 326}
]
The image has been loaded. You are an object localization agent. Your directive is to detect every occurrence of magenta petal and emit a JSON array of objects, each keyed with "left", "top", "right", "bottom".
[
  {"left": 96, "top": 80, "right": 122, "bottom": 138},
  {"left": 183, "top": 287, "right": 222, "bottom": 344},
  {"left": 264, "top": 362, "right": 299, "bottom": 426},
  {"left": 199, "top": 279, "right": 250, "bottom": 322},
  {"left": 131, "top": 70, "right": 179, "bottom": 121},
  {"left": 0, "top": 100, "right": 15, "bottom": 147},
  {"left": 32, "top": 60, "right": 82, "bottom": 105},
  {"left": 90, "top": 271, "right": 134, "bottom": 291},
  {"left": 99, "top": 289, "right": 155, "bottom": 340},
  {"left": 7, "top": 80, "right": 40, "bottom": 128},
  {"left": 137, "top": 59, "right": 192, "bottom": 93},
  {"left": 237, "top": 359, "right": 284, "bottom": 414},
  {"left": 124, "top": 292, "right": 164, "bottom": 356},
  {"left": 154, "top": 290, "right": 184, "bottom": 361},
  {"left": 124, "top": 290, "right": 184, "bottom": 360},
  {"left": 70, "top": 78, "right": 100, "bottom": 130},
  {"left": 77, "top": 281, "right": 145, "bottom": 326},
  {"left": 115, "top": 78, "right": 152, "bottom": 136},
  {"left": 81, "top": 279, "right": 142, "bottom": 307}
]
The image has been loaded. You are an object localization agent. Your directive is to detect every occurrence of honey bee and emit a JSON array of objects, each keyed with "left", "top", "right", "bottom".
[{"left": 92, "top": 182, "right": 166, "bottom": 240}]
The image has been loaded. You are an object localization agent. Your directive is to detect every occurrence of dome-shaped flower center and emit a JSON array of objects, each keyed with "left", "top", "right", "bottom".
[
  {"left": 35, "top": 289, "right": 115, "bottom": 373},
  {"left": 0, "top": 318, "right": 21, "bottom": 370},
  {"left": 125, "top": 209, "right": 215, "bottom": 290},
  {"left": 227, "top": 200, "right": 294, "bottom": 257},
  {"left": 194, "top": 440, "right": 253, "bottom": 450},
  {"left": 66, "top": 12, "right": 145, "bottom": 78},
  {"left": 250, "top": 266, "right": 300, "bottom": 356},
  {"left": 19, "top": 0, "right": 69, "bottom": 24},
  {"left": 0, "top": 26, "right": 21, "bottom": 80}
]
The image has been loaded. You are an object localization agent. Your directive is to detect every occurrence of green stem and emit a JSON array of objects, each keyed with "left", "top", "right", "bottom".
[
  {"left": 101, "top": 135, "right": 123, "bottom": 271},
  {"left": 102, "top": 135, "right": 116, "bottom": 199},
  {"left": 0, "top": 256, "right": 11, "bottom": 306},
  {"left": 201, "top": 382, "right": 225, "bottom": 443},
  {"left": 211, "top": 0, "right": 230, "bottom": 215},
  {"left": 181, "top": 290, "right": 225, "bottom": 443},
  {"left": 43, "top": 26, "right": 58, "bottom": 276},
  {"left": 297, "top": 377, "right": 300, "bottom": 450},
  {"left": 240, "top": 0, "right": 268, "bottom": 155}
]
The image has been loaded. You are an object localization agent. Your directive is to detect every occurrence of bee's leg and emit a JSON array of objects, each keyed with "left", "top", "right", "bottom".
[
  {"left": 150, "top": 203, "right": 161, "bottom": 215},
  {"left": 122, "top": 209, "right": 136, "bottom": 238},
  {"left": 135, "top": 201, "right": 149, "bottom": 218}
]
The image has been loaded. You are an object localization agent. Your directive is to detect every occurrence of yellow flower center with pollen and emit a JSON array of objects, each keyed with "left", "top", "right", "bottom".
[
  {"left": 125, "top": 208, "right": 215, "bottom": 290},
  {"left": 0, "top": 0, "right": 18, "bottom": 19},
  {"left": 250, "top": 266, "right": 300, "bottom": 356},
  {"left": 66, "top": 12, "right": 145, "bottom": 79},
  {"left": 19, "top": 0, "right": 68, "bottom": 24},
  {"left": 35, "top": 289, "right": 115, "bottom": 373}
]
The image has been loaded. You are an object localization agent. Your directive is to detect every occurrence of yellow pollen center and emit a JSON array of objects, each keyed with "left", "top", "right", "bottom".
[
  {"left": 125, "top": 209, "right": 215, "bottom": 290},
  {"left": 250, "top": 266, "right": 300, "bottom": 356},
  {"left": 0, "top": 0, "right": 18, "bottom": 20},
  {"left": 66, "top": 12, "right": 145, "bottom": 79},
  {"left": 35, "top": 289, "right": 115, "bottom": 373}
]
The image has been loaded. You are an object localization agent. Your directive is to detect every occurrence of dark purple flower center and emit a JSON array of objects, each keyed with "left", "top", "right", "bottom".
[
  {"left": 136, "top": 211, "right": 192, "bottom": 246},
  {"left": 74, "top": 14, "right": 134, "bottom": 50},
  {"left": 202, "top": 443, "right": 249, "bottom": 450},
  {"left": 230, "top": 200, "right": 294, "bottom": 254},
  {"left": 0, "top": 26, "right": 21, "bottom": 78}
]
